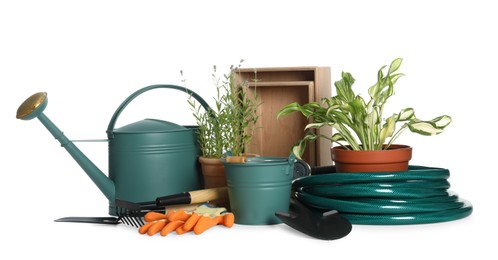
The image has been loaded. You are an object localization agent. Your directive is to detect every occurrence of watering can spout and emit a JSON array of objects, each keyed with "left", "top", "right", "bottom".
[{"left": 16, "top": 92, "right": 115, "bottom": 202}]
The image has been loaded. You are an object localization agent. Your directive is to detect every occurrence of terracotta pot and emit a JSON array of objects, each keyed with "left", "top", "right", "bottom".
[
  {"left": 331, "top": 144, "right": 412, "bottom": 173},
  {"left": 198, "top": 156, "right": 230, "bottom": 209},
  {"left": 199, "top": 154, "right": 260, "bottom": 188},
  {"left": 198, "top": 157, "right": 227, "bottom": 188}
]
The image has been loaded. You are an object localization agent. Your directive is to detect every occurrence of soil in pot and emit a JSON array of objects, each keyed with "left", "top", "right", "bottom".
[{"left": 331, "top": 144, "right": 412, "bottom": 173}]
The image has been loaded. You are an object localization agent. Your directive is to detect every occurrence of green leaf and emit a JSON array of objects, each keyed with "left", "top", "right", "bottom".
[
  {"left": 368, "top": 82, "right": 381, "bottom": 100},
  {"left": 379, "top": 114, "right": 396, "bottom": 148},
  {"left": 291, "top": 132, "right": 319, "bottom": 159},
  {"left": 301, "top": 106, "right": 318, "bottom": 118},
  {"left": 397, "top": 108, "right": 415, "bottom": 121},
  {"left": 331, "top": 133, "right": 345, "bottom": 142},
  {"left": 390, "top": 73, "right": 405, "bottom": 85},
  {"left": 292, "top": 144, "right": 305, "bottom": 160},
  {"left": 407, "top": 115, "right": 451, "bottom": 136},
  {"left": 304, "top": 122, "right": 330, "bottom": 130},
  {"left": 388, "top": 58, "right": 403, "bottom": 75},
  {"left": 325, "top": 106, "right": 352, "bottom": 124},
  {"left": 365, "top": 109, "right": 378, "bottom": 127},
  {"left": 332, "top": 123, "right": 361, "bottom": 150},
  {"left": 277, "top": 102, "right": 301, "bottom": 118},
  {"left": 408, "top": 121, "right": 444, "bottom": 136},
  {"left": 306, "top": 102, "right": 324, "bottom": 109},
  {"left": 335, "top": 72, "right": 356, "bottom": 102},
  {"left": 432, "top": 115, "right": 452, "bottom": 128},
  {"left": 377, "top": 65, "right": 386, "bottom": 81}
]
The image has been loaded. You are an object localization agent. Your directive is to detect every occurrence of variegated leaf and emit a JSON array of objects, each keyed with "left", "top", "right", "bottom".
[
  {"left": 432, "top": 115, "right": 452, "bottom": 128},
  {"left": 277, "top": 102, "right": 301, "bottom": 118},
  {"left": 304, "top": 122, "right": 328, "bottom": 130},
  {"left": 397, "top": 108, "right": 415, "bottom": 121},
  {"left": 331, "top": 133, "right": 345, "bottom": 142},
  {"left": 292, "top": 143, "right": 305, "bottom": 159},
  {"left": 379, "top": 115, "right": 396, "bottom": 146},
  {"left": 365, "top": 109, "right": 378, "bottom": 127},
  {"left": 408, "top": 121, "right": 444, "bottom": 136}
]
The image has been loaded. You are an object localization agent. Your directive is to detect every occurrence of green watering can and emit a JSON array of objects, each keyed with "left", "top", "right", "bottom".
[{"left": 16, "top": 85, "right": 210, "bottom": 215}]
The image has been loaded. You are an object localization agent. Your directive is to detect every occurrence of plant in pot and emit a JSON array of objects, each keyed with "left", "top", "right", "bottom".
[
  {"left": 277, "top": 58, "right": 452, "bottom": 172},
  {"left": 187, "top": 60, "right": 260, "bottom": 188}
]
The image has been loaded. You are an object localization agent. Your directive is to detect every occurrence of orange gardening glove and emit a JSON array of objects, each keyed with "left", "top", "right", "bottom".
[
  {"left": 158, "top": 209, "right": 193, "bottom": 236},
  {"left": 167, "top": 209, "right": 192, "bottom": 222},
  {"left": 144, "top": 211, "right": 171, "bottom": 222},
  {"left": 181, "top": 204, "right": 234, "bottom": 235},
  {"left": 138, "top": 204, "right": 234, "bottom": 236},
  {"left": 176, "top": 212, "right": 201, "bottom": 234},
  {"left": 193, "top": 212, "right": 234, "bottom": 235},
  {"left": 139, "top": 211, "right": 172, "bottom": 235},
  {"left": 139, "top": 209, "right": 193, "bottom": 236},
  {"left": 160, "top": 220, "right": 185, "bottom": 236}
]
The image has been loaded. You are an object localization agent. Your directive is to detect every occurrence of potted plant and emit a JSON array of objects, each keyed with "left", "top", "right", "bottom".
[
  {"left": 277, "top": 58, "right": 452, "bottom": 172},
  {"left": 187, "top": 60, "right": 260, "bottom": 188}
]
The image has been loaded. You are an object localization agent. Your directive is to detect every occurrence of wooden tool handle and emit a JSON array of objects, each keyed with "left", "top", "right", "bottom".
[
  {"left": 156, "top": 187, "right": 229, "bottom": 206},
  {"left": 190, "top": 187, "right": 228, "bottom": 204}
]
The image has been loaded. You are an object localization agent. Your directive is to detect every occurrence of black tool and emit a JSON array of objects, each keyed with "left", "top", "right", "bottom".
[
  {"left": 113, "top": 187, "right": 229, "bottom": 228},
  {"left": 114, "top": 199, "right": 167, "bottom": 228},
  {"left": 155, "top": 187, "right": 228, "bottom": 206},
  {"left": 54, "top": 217, "right": 121, "bottom": 224},
  {"left": 275, "top": 197, "right": 352, "bottom": 240},
  {"left": 53, "top": 200, "right": 159, "bottom": 227},
  {"left": 53, "top": 200, "right": 164, "bottom": 228}
]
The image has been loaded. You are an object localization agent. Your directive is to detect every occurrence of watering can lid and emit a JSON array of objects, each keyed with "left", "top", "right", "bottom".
[{"left": 113, "top": 118, "right": 188, "bottom": 134}]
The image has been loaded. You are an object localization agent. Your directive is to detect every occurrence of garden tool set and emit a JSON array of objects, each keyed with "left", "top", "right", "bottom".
[
  {"left": 16, "top": 82, "right": 472, "bottom": 241},
  {"left": 54, "top": 193, "right": 216, "bottom": 227},
  {"left": 113, "top": 187, "right": 228, "bottom": 228}
]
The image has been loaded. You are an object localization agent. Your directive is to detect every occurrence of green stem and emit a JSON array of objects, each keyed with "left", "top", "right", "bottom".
[{"left": 385, "top": 123, "right": 408, "bottom": 149}]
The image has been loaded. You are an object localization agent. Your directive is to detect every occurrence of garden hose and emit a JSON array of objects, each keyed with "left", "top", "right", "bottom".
[{"left": 293, "top": 166, "right": 473, "bottom": 225}]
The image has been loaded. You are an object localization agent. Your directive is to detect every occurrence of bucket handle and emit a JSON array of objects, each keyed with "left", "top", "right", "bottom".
[{"left": 106, "top": 84, "right": 211, "bottom": 139}]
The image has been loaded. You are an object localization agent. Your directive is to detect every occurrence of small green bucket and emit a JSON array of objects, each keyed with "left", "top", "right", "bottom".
[{"left": 223, "top": 155, "right": 295, "bottom": 225}]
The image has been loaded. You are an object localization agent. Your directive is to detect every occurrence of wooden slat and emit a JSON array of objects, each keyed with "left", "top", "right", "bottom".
[{"left": 236, "top": 67, "right": 332, "bottom": 166}]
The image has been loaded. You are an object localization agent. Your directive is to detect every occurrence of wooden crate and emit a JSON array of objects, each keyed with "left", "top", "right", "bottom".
[{"left": 236, "top": 67, "right": 332, "bottom": 166}]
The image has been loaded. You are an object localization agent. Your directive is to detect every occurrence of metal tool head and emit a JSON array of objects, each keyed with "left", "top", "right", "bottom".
[
  {"left": 114, "top": 199, "right": 167, "bottom": 228},
  {"left": 115, "top": 199, "right": 146, "bottom": 228}
]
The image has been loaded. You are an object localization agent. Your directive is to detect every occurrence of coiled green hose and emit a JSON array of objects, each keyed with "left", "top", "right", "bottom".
[{"left": 293, "top": 166, "right": 473, "bottom": 225}]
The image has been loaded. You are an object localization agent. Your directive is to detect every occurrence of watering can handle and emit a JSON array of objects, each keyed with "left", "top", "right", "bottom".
[{"left": 106, "top": 84, "right": 211, "bottom": 139}]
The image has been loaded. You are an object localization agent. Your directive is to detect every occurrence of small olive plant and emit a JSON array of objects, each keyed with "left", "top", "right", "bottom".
[
  {"left": 277, "top": 58, "right": 452, "bottom": 158},
  {"left": 186, "top": 60, "right": 260, "bottom": 158}
]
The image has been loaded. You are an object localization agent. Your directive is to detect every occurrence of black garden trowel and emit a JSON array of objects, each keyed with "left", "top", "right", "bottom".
[{"left": 275, "top": 197, "right": 352, "bottom": 240}]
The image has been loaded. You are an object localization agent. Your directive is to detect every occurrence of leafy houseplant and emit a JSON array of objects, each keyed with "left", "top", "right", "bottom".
[
  {"left": 187, "top": 60, "right": 260, "bottom": 188},
  {"left": 278, "top": 58, "right": 452, "bottom": 172}
]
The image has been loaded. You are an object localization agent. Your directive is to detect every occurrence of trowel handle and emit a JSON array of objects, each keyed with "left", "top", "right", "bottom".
[
  {"left": 106, "top": 84, "right": 212, "bottom": 139},
  {"left": 156, "top": 187, "right": 228, "bottom": 206}
]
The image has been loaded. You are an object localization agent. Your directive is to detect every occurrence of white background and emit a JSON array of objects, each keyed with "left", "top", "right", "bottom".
[{"left": 1, "top": 0, "right": 496, "bottom": 259}]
